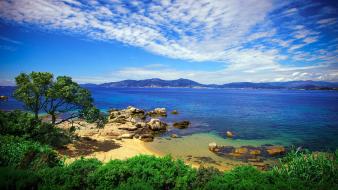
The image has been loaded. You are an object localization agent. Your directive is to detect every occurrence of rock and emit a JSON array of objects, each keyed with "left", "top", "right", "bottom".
[
  {"left": 119, "top": 134, "right": 134, "bottom": 139},
  {"left": 147, "top": 108, "right": 167, "bottom": 117},
  {"left": 208, "top": 142, "right": 218, "bottom": 152},
  {"left": 226, "top": 131, "right": 234, "bottom": 138},
  {"left": 0, "top": 95, "right": 8, "bottom": 101},
  {"left": 135, "top": 122, "right": 147, "bottom": 128},
  {"left": 126, "top": 106, "right": 145, "bottom": 115},
  {"left": 234, "top": 147, "right": 248, "bottom": 154},
  {"left": 110, "top": 115, "right": 128, "bottom": 124},
  {"left": 265, "top": 146, "right": 285, "bottom": 156},
  {"left": 171, "top": 134, "right": 179, "bottom": 138},
  {"left": 118, "top": 124, "right": 138, "bottom": 131},
  {"left": 171, "top": 110, "right": 179, "bottom": 114},
  {"left": 173, "top": 121, "right": 190, "bottom": 129},
  {"left": 147, "top": 118, "right": 168, "bottom": 131},
  {"left": 139, "top": 134, "right": 154, "bottom": 142},
  {"left": 249, "top": 149, "right": 261, "bottom": 155}
]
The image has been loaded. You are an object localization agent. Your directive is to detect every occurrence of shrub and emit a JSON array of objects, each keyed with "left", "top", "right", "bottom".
[
  {"left": 0, "top": 167, "right": 40, "bottom": 190},
  {"left": 0, "top": 136, "right": 62, "bottom": 170},
  {"left": 273, "top": 149, "right": 338, "bottom": 187},
  {"left": 0, "top": 110, "right": 70, "bottom": 147},
  {"left": 88, "top": 155, "right": 194, "bottom": 190},
  {"left": 0, "top": 110, "right": 39, "bottom": 137},
  {"left": 38, "top": 158, "right": 102, "bottom": 189}
]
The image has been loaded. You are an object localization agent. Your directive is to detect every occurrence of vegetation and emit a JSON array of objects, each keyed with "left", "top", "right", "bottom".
[{"left": 14, "top": 72, "right": 105, "bottom": 126}]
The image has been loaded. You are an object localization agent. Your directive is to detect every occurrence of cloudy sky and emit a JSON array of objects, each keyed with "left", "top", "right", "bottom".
[{"left": 0, "top": 0, "right": 337, "bottom": 85}]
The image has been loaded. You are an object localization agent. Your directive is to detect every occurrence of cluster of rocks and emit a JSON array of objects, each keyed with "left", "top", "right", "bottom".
[
  {"left": 208, "top": 142, "right": 286, "bottom": 163},
  {"left": 106, "top": 106, "right": 190, "bottom": 142}
]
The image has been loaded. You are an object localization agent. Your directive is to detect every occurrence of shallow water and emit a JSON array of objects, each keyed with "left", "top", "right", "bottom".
[{"left": 1, "top": 87, "right": 338, "bottom": 152}]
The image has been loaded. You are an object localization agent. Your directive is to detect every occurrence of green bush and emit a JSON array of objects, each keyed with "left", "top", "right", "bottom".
[
  {"left": 38, "top": 158, "right": 102, "bottom": 189},
  {"left": 0, "top": 110, "right": 39, "bottom": 137},
  {"left": 0, "top": 136, "right": 62, "bottom": 170},
  {"left": 0, "top": 167, "right": 40, "bottom": 190},
  {"left": 0, "top": 110, "right": 70, "bottom": 147},
  {"left": 88, "top": 155, "right": 194, "bottom": 190},
  {"left": 273, "top": 149, "right": 338, "bottom": 188}
]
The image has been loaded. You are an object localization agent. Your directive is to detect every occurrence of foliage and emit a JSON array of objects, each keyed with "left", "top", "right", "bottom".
[
  {"left": 0, "top": 167, "right": 40, "bottom": 190},
  {"left": 82, "top": 106, "right": 108, "bottom": 128},
  {"left": 0, "top": 135, "right": 62, "bottom": 170},
  {"left": 0, "top": 151, "right": 336, "bottom": 190},
  {"left": 14, "top": 72, "right": 53, "bottom": 120},
  {"left": 87, "top": 155, "right": 194, "bottom": 190},
  {"left": 38, "top": 158, "right": 101, "bottom": 189},
  {"left": 0, "top": 110, "right": 70, "bottom": 147},
  {"left": 0, "top": 110, "right": 39, "bottom": 138},
  {"left": 13, "top": 72, "right": 103, "bottom": 125},
  {"left": 272, "top": 149, "right": 338, "bottom": 189},
  {"left": 44, "top": 75, "right": 94, "bottom": 124}
]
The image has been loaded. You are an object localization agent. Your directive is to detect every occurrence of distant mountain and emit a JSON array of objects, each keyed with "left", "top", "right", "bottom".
[
  {"left": 100, "top": 78, "right": 204, "bottom": 88},
  {"left": 81, "top": 79, "right": 338, "bottom": 90}
]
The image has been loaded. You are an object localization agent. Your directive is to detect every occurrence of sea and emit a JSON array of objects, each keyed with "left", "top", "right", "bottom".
[{"left": 1, "top": 86, "right": 338, "bottom": 167}]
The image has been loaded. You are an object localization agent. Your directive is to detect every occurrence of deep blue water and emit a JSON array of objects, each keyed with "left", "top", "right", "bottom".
[{"left": 1, "top": 86, "right": 338, "bottom": 150}]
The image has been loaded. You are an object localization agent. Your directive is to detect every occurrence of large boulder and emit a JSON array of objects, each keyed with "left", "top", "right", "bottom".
[
  {"left": 147, "top": 108, "right": 167, "bottom": 117},
  {"left": 173, "top": 121, "right": 190, "bottom": 129},
  {"left": 147, "top": 118, "right": 167, "bottom": 131}
]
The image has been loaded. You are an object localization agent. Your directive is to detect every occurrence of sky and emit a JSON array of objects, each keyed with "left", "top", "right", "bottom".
[{"left": 0, "top": 0, "right": 337, "bottom": 85}]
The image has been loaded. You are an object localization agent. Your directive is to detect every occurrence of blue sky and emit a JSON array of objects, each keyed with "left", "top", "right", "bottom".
[{"left": 0, "top": 0, "right": 337, "bottom": 85}]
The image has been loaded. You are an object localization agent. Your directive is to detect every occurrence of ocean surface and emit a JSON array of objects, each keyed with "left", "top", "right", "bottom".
[{"left": 1, "top": 86, "right": 338, "bottom": 151}]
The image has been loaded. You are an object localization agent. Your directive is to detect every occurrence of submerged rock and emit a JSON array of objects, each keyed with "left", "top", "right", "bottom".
[
  {"left": 226, "top": 131, "right": 234, "bottom": 138},
  {"left": 171, "top": 134, "right": 179, "bottom": 138},
  {"left": 171, "top": 110, "right": 179, "bottom": 114},
  {"left": 265, "top": 146, "right": 285, "bottom": 156},
  {"left": 173, "top": 121, "right": 190, "bottom": 129},
  {"left": 210, "top": 144, "right": 287, "bottom": 162},
  {"left": 0, "top": 95, "right": 8, "bottom": 101}
]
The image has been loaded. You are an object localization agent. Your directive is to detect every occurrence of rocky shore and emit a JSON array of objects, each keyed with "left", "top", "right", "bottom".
[{"left": 56, "top": 106, "right": 287, "bottom": 170}]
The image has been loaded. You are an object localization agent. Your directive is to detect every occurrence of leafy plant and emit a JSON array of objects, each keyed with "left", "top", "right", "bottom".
[{"left": 0, "top": 136, "right": 62, "bottom": 170}]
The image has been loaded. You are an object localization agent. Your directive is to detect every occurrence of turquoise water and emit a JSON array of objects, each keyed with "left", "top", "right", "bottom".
[{"left": 1, "top": 87, "right": 338, "bottom": 151}]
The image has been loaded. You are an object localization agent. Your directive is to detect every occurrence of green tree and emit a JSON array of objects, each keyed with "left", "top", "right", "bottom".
[
  {"left": 14, "top": 72, "right": 53, "bottom": 120},
  {"left": 14, "top": 72, "right": 104, "bottom": 126},
  {"left": 44, "top": 76, "right": 93, "bottom": 124}
]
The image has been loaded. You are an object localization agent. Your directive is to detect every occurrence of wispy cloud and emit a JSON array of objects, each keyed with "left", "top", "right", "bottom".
[{"left": 0, "top": 0, "right": 337, "bottom": 82}]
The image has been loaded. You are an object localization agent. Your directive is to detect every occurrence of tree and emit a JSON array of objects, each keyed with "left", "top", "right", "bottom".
[
  {"left": 14, "top": 72, "right": 104, "bottom": 126},
  {"left": 44, "top": 76, "right": 93, "bottom": 124},
  {"left": 14, "top": 72, "right": 53, "bottom": 120}
]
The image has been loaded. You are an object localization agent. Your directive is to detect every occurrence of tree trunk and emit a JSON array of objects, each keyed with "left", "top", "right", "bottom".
[
  {"left": 34, "top": 110, "right": 39, "bottom": 121},
  {"left": 51, "top": 112, "right": 56, "bottom": 125}
]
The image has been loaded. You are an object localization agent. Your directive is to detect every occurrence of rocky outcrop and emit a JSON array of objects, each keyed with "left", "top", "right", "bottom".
[
  {"left": 105, "top": 106, "right": 170, "bottom": 142},
  {"left": 173, "top": 121, "right": 190, "bottom": 129},
  {"left": 147, "top": 108, "right": 167, "bottom": 117}
]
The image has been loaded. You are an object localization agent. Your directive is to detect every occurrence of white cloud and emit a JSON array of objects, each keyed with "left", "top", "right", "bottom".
[{"left": 0, "top": 0, "right": 336, "bottom": 83}]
